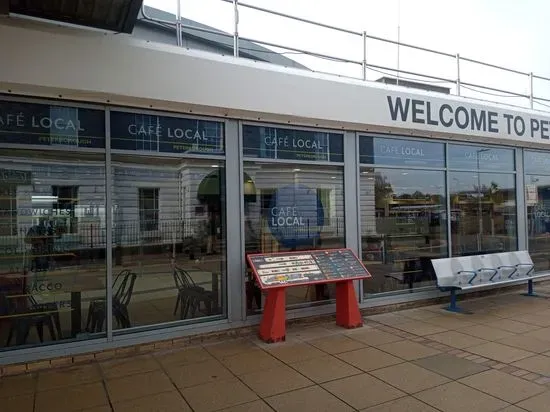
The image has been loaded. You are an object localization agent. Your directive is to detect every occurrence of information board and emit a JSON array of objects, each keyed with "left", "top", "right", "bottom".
[{"left": 247, "top": 248, "right": 371, "bottom": 289}]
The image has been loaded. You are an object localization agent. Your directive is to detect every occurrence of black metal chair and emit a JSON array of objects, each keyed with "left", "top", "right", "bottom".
[
  {"left": 85, "top": 269, "right": 137, "bottom": 332},
  {"left": 28, "top": 295, "right": 62, "bottom": 340},
  {"left": 173, "top": 267, "right": 215, "bottom": 319},
  {"left": 19, "top": 268, "right": 63, "bottom": 339},
  {"left": 112, "top": 270, "right": 136, "bottom": 328},
  {"left": 1, "top": 292, "right": 57, "bottom": 346}
]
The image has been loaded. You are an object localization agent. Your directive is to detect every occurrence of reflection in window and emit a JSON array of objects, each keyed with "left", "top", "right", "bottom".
[
  {"left": 450, "top": 172, "right": 517, "bottom": 256},
  {"left": 526, "top": 171, "right": 550, "bottom": 272},
  {"left": 243, "top": 125, "right": 343, "bottom": 162},
  {"left": 51, "top": 186, "right": 78, "bottom": 235},
  {"left": 133, "top": 114, "right": 159, "bottom": 151},
  {"left": 111, "top": 157, "right": 226, "bottom": 331},
  {"left": 138, "top": 188, "right": 159, "bottom": 232},
  {"left": 0, "top": 185, "right": 17, "bottom": 236},
  {"left": 48, "top": 107, "right": 80, "bottom": 147},
  {"left": 447, "top": 145, "right": 515, "bottom": 171},
  {"left": 243, "top": 163, "right": 345, "bottom": 313},
  {"left": 317, "top": 188, "right": 333, "bottom": 226},
  {"left": 525, "top": 151, "right": 550, "bottom": 175},
  {"left": 0, "top": 151, "right": 106, "bottom": 349},
  {"left": 360, "top": 168, "right": 447, "bottom": 295},
  {"left": 359, "top": 136, "right": 445, "bottom": 168}
]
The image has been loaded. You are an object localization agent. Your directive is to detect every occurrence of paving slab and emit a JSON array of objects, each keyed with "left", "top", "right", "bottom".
[{"left": 413, "top": 353, "right": 490, "bottom": 380}]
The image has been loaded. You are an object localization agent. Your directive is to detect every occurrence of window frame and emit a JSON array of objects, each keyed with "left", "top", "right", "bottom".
[{"left": 0, "top": 184, "right": 17, "bottom": 237}]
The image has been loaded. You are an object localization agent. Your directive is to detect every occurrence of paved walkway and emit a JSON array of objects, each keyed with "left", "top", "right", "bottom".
[{"left": 3, "top": 289, "right": 550, "bottom": 411}]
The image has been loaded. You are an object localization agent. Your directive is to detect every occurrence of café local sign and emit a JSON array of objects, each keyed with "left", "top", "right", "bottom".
[
  {"left": 127, "top": 122, "right": 208, "bottom": 141},
  {"left": 264, "top": 135, "right": 325, "bottom": 150},
  {"left": 0, "top": 112, "right": 85, "bottom": 132},
  {"left": 268, "top": 184, "right": 324, "bottom": 248},
  {"left": 384, "top": 92, "right": 550, "bottom": 145}
]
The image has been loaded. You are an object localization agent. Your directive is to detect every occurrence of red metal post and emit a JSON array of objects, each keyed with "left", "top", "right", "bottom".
[
  {"left": 259, "top": 287, "right": 286, "bottom": 342},
  {"left": 335, "top": 280, "right": 363, "bottom": 329}
]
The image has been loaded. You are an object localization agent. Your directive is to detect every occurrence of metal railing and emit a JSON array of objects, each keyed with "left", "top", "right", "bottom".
[{"left": 142, "top": 1, "right": 550, "bottom": 112}]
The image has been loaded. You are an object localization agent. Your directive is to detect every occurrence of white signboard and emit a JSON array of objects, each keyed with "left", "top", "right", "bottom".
[{"left": 383, "top": 94, "right": 550, "bottom": 145}]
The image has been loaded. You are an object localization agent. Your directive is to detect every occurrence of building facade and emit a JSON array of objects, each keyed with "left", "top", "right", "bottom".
[{"left": 1, "top": 16, "right": 550, "bottom": 365}]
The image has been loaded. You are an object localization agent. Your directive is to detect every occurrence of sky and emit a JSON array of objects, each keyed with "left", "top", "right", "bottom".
[{"left": 144, "top": 0, "right": 550, "bottom": 111}]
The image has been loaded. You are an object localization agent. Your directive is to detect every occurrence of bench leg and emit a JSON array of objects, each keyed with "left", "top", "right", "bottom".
[
  {"left": 522, "top": 279, "right": 539, "bottom": 297},
  {"left": 445, "top": 289, "right": 463, "bottom": 313},
  {"left": 528, "top": 279, "right": 535, "bottom": 296}
]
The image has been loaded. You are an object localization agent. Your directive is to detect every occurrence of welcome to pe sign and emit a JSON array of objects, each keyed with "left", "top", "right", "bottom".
[{"left": 384, "top": 93, "right": 550, "bottom": 145}]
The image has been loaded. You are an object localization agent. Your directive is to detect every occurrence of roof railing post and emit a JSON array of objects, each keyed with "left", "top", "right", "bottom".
[
  {"left": 233, "top": 0, "right": 239, "bottom": 57},
  {"left": 362, "top": 31, "right": 367, "bottom": 81},
  {"left": 529, "top": 72, "right": 534, "bottom": 109},
  {"left": 176, "top": 0, "right": 181, "bottom": 47},
  {"left": 456, "top": 53, "right": 461, "bottom": 96}
]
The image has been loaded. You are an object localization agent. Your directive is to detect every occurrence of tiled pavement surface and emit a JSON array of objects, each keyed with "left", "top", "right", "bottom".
[{"left": 5, "top": 291, "right": 550, "bottom": 411}]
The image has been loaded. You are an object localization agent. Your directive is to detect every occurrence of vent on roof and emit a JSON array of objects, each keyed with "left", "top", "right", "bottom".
[
  {"left": 8, "top": 0, "right": 143, "bottom": 33},
  {"left": 376, "top": 76, "right": 451, "bottom": 94}
]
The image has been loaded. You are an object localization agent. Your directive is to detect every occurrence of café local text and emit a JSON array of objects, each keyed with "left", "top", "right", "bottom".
[
  {"left": 0, "top": 113, "right": 85, "bottom": 132},
  {"left": 127, "top": 123, "right": 208, "bottom": 141},
  {"left": 264, "top": 135, "right": 325, "bottom": 150},
  {"left": 270, "top": 206, "right": 305, "bottom": 227}
]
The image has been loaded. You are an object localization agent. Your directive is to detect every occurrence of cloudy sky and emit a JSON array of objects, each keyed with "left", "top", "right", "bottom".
[{"left": 144, "top": 0, "right": 550, "bottom": 111}]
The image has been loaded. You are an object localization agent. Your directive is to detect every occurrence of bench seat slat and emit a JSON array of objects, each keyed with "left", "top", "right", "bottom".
[
  {"left": 432, "top": 251, "right": 540, "bottom": 289},
  {"left": 444, "top": 271, "right": 550, "bottom": 291}
]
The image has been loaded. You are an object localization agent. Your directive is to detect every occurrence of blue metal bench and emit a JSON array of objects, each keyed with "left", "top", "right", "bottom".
[{"left": 431, "top": 251, "right": 550, "bottom": 312}]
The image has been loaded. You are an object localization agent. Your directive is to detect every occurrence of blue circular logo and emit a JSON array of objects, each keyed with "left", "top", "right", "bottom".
[{"left": 267, "top": 184, "right": 324, "bottom": 248}]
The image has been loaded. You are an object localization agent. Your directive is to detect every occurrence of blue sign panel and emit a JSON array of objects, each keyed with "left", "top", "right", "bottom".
[
  {"left": 359, "top": 136, "right": 445, "bottom": 167},
  {"left": 243, "top": 124, "right": 343, "bottom": 162},
  {"left": 0, "top": 100, "right": 105, "bottom": 148},
  {"left": 448, "top": 144, "right": 515, "bottom": 171},
  {"left": 524, "top": 151, "right": 550, "bottom": 175},
  {"left": 267, "top": 184, "right": 324, "bottom": 248},
  {"left": 110, "top": 111, "right": 224, "bottom": 154}
]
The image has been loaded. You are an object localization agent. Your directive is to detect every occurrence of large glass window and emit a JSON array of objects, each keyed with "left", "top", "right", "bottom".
[
  {"left": 359, "top": 136, "right": 447, "bottom": 295},
  {"left": 0, "top": 150, "right": 107, "bottom": 348},
  {"left": 449, "top": 172, "right": 517, "bottom": 255},
  {"left": 525, "top": 151, "right": 550, "bottom": 272},
  {"left": 243, "top": 162, "right": 345, "bottom": 312},
  {"left": 360, "top": 168, "right": 447, "bottom": 295},
  {"left": 448, "top": 145, "right": 517, "bottom": 256},
  {"left": 109, "top": 109, "right": 226, "bottom": 331},
  {"left": 111, "top": 156, "right": 226, "bottom": 330},
  {"left": 0, "top": 100, "right": 106, "bottom": 350},
  {"left": 243, "top": 124, "right": 345, "bottom": 313}
]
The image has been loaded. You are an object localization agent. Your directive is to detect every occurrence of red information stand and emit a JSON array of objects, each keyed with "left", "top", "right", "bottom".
[
  {"left": 258, "top": 287, "right": 286, "bottom": 343},
  {"left": 247, "top": 248, "right": 372, "bottom": 343}
]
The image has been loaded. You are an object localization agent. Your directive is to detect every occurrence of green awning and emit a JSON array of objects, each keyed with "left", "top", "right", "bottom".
[{"left": 197, "top": 169, "right": 257, "bottom": 202}]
